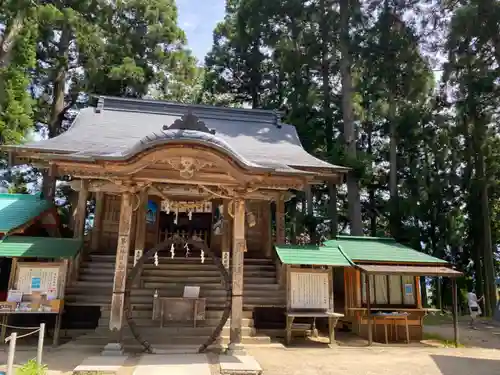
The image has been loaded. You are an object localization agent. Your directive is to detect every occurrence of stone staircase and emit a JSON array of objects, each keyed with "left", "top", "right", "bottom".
[{"left": 65, "top": 253, "right": 285, "bottom": 350}]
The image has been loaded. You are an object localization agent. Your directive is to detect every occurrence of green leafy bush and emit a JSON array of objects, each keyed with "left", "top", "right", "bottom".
[{"left": 16, "top": 359, "right": 47, "bottom": 375}]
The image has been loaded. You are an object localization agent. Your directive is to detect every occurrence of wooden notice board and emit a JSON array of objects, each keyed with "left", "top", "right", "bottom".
[
  {"left": 290, "top": 270, "right": 330, "bottom": 310},
  {"left": 0, "top": 260, "right": 69, "bottom": 346},
  {"left": 287, "top": 268, "right": 333, "bottom": 311},
  {"left": 13, "top": 262, "right": 65, "bottom": 299}
]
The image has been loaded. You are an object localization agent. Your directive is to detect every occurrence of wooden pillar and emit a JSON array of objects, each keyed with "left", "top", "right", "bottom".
[
  {"left": 221, "top": 200, "right": 231, "bottom": 269},
  {"left": 229, "top": 198, "right": 245, "bottom": 352},
  {"left": 451, "top": 278, "right": 459, "bottom": 347},
  {"left": 366, "top": 273, "right": 373, "bottom": 345},
  {"left": 134, "top": 190, "right": 148, "bottom": 265},
  {"left": 275, "top": 196, "right": 286, "bottom": 287},
  {"left": 73, "top": 180, "right": 88, "bottom": 238},
  {"left": 415, "top": 276, "right": 422, "bottom": 308},
  {"left": 306, "top": 184, "right": 313, "bottom": 215},
  {"left": 67, "top": 181, "right": 88, "bottom": 285},
  {"left": 106, "top": 191, "right": 133, "bottom": 353},
  {"left": 275, "top": 195, "right": 285, "bottom": 244},
  {"left": 68, "top": 191, "right": 78, "bottom": 230},
  {"left": 262, "top": 202, "right": 272, "bottom": 258},
  {"left": 42, "top": 164, "right": 57, "bottom": 202},
  {"left": 91, "top": 192, "right": 105, "bottom": 252}
]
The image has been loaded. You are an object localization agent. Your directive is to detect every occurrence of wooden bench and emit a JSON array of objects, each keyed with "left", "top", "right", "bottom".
[{"left": 285, "top": 310, "right": 344, "bottom": 345}]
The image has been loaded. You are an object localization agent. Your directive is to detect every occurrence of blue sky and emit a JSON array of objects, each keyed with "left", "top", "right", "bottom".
[{"left": 177, "top": 0, "right": 226, "bottom": 63}]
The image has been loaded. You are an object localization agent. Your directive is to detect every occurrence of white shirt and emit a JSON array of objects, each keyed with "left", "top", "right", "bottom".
[{"left": 467, "top": 292, "right": 479, "bottom": 308}]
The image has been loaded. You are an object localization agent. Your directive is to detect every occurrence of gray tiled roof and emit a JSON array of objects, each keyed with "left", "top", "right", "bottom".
[{"left": 11, "top": 97, "right": 347, "bottom": 174}]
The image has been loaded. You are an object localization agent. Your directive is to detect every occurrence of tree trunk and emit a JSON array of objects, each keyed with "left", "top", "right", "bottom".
[
  {"left": 339, "top": 0, "right": 363, "bottom": 235},
  {"left": 474, "top": 133, "right": 496, "bottom": 316},
  {"left": 0, "top": 13, "right": 24, "bottom": 69},
  {"left": 329, "top": 183, "right": 338, "bottom": 238},
  {"left": 420, "top": 276, "right": 428, "bottom": 308},
  {"left": 41, "top": 23, "right": 72, "bottom": 200},
  {"left": 367, "top": 120, "right": 377, "bottom": 236},
  {"left": 436, "top": 277, "right": 442, "bottom": 311},
  {"left": 388, "top": 98, "right": 399, "bottom": 239},
  {"left": 320, "top": 0, "right": 336, "bottom": 239}
]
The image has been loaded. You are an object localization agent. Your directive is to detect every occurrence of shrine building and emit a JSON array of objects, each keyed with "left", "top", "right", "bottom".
[{"left": 0, "top": 96, "right": 461, "bottom": 353}]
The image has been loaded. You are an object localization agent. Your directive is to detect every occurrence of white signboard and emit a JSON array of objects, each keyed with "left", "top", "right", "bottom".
[
  {"left": 16, "top": 266, "right": 60, "bottom": 298},
  {"left": 290, "top": 271, "right": 329, "bottom": 310},
  {"left": 183, "top": 286, "right": 200, "bottom": 298}
]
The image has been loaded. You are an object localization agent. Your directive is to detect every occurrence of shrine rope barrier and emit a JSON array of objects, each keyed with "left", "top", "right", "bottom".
[{"left": 3, "top": 322, "right": 45, "bottom": 375}]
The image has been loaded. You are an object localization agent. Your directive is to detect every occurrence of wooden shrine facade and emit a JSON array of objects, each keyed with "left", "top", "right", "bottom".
[{"left": 3, "top": 96, "right": 348, "bottom": 351}]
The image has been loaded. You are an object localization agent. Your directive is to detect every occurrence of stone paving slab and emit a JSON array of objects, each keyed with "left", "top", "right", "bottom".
[
  {"left": 133, "top": 354, "right": 212, "bottom": 375},
  {"left": 73, "top": 355, "right": 128, "bottom": 374},
  {"left": 219, "top": 355, "right": 262, "bottom": 375}
]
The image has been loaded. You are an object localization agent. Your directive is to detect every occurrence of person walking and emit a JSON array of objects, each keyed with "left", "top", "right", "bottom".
[{"left": 467, "top": 289, "right": 484, "bottom": 329}]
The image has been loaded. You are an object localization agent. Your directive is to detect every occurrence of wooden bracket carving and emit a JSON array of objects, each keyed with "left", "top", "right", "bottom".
[
  {"left": 163, "top": 110, "right": 216, "bottom": 134},
  {"left": 166, "top": 156, "right": 213, "bottom": 179}
]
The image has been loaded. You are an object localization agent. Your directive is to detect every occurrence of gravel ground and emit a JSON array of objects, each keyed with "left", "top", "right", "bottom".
[
  {"left": 247, "top": 345, "right": 500, "bottom": 375},
  {"left": 2, "top": 324, "right": 500, "bottom": 375},
  {"left": 424, "top": 321, "right": 500, "bottom": 350}
]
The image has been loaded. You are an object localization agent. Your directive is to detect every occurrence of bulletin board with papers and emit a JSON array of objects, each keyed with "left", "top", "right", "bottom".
[
  {"left": 289, "top": 269, "right": 332, "bottom": 311},
  {"left": 15, "top": 264, "right": 61, "bottom": 299},
  {"left": 0, "top": 261, "right": 67, "bottom": 346}
]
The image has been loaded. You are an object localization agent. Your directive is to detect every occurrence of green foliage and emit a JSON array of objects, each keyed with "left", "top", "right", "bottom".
[
  {"left": 0, "top": 0, "right": 498, "bottom": 315},
  {"left": 203, "top": 0, "right": 499, "bottom": 310},
  {"left": 16, "top": 359, "right": 47, "bottom": 375},
  {"left": 0, "top": 12, "right": 37, "bottom": 146}
]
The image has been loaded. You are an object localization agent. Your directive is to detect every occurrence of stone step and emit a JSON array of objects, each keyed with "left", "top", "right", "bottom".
[
  {"left": 69, "top": 281, "right": 280, "bottom": 290},
  {"left": 81, "top": 262, "right": 276, "bottom": 271},
  {"left": 65, "top": 296, "right": 286, "bottom": 309},
  {"left": 142, "top": 282, "right": 280, "bottom": 290},
  {"left": 94, "top": 325, "right": 256, "bottom": 337},
  {"left": 72, "top": 333, "right": 271, "bottom": 347},
  {"left": 97, "top": 316, "right": 254, "bottom": 328},
  {"left": 78, "top": 275, "right": 276, "bottom": 283},
  {"left": 67, "top": 287, "right": 282, "bottom": 297},
  {"left": 65, "top": 294, "right": 286, "bottom": 306},
  {"left": 79, "top": 268, "right": 275, "bottom": 278},
  {"left": 99, "top": 309, "right": 253, "bottom": 320},
  {"left": 88, "top": 255, "right": 274, "bottom": 265}
]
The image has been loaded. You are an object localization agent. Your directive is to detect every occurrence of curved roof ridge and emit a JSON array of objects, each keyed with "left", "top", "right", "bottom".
[
  {"left": 96, "top": 95, "right": 282, "bottom": 124},
  {"left": 3, "top": 98, "right": 349, "bottom": 174}
]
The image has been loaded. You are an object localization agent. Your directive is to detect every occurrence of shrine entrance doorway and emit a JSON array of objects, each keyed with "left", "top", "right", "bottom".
[
  {"left": 123, "top": 236, "right": 231, "bottom": 354},
  {"left": 157, "top": 200, "right": 214, "bottom": 250}
]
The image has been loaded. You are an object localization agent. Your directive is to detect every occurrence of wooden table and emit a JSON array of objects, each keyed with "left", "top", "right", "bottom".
[
  {"left": 347, "top": 307, "right": 439, "bottom": 342},
  {"left": 370, "top": 312, "right": 410, "bottom": 344},
  {"left": 285, "top": 311, "right": 344, "bottom": 345}
]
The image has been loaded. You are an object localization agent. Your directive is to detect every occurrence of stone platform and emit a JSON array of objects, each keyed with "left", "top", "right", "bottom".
[{"left": 71, "top": 353, "right": 262, "bottom": 375}]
